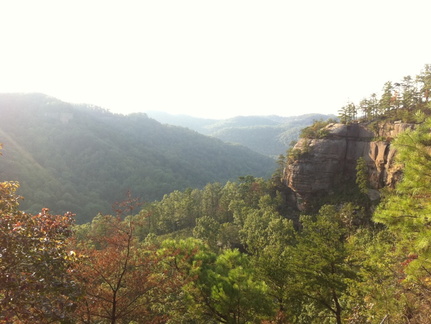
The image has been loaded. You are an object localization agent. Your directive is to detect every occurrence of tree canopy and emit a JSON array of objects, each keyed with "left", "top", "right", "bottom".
[{"left": 4, "top": 64, "right": 431, "bottom": 323}]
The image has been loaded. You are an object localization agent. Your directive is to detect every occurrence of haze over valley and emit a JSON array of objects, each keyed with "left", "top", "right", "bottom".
[{"left": 2, "top": 0, "right": 431, "bottom": 321}]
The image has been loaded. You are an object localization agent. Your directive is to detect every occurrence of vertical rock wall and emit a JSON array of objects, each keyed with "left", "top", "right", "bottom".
[{"left": 283, "top": 122, "right": 413, "bottom": 210}]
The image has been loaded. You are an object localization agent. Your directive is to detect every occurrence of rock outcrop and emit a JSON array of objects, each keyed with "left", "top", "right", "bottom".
[{"left": 283, "top": 122, "right": 414, "bottom": 210}]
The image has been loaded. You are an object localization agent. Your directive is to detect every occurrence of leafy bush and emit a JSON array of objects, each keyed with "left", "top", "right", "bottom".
[{"left": 299, "top": 119, "right": 337, "bottom": 139}]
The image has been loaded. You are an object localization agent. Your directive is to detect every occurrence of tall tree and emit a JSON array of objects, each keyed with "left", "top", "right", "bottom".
[
  {"left": 346, "top": 229, "right": 408, "bottom": 323},
  {"left": 193, "top": 215, "right": 221, "bottom": 250},
  {"left": 290, "top": 205, "right": 358, "bottom": 324},
  {"left": 359, "top": 93, "right": 379, "bottom": 121},
  {"left": 338, "top": 101, "right": 357, "bottom": 124},
  {"left": 379, "top": 81, "right": 395, "bottom": 114},
  {"left": 373, "top": 114, "right": 431, "bottom": 322},
  {"left": 73, "top": 215, "right": 165, "bottom": 324},
  {"left": 374, "top": 114, "right": 431, "bottom": 247},
  {"left": 239, "top": 198, "right": 297, "bottom": 319},
  {"left": 416, "top": 64, "right": 431, "bottom": 104},
  {"left": 159, "top": 238, "right": 273, "bottom": 323},
  {"left": 399, "top": 75, "right": 418, "bottom": 110},
  {"left": 201, "top": 182, "right": 224, "bottom": 221},
  {"left": 156, "top": 189, "right": 202, "bottom": 234}
]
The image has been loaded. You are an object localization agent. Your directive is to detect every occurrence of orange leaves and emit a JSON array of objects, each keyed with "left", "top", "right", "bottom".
[
  {"left": 0, "top": 204, "right": 79, "bottom": 323},
  {"left": 112, "top": 191, "right": 142, "bottom": 218},
  {"left": 30, "top": 209, "right": 75, "bottom": 238},
  {"left": 72, "top": 216, "right": 167, "bottom": 323}
]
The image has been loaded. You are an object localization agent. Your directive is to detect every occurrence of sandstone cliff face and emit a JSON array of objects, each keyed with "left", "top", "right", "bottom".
[{"left": 284, "top": 122, "right": 413, "bottom": 210}]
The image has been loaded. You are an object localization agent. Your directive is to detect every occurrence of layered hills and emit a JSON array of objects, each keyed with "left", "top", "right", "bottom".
[
  {"left": 147, "top": 111, "right": 335, "bottom": 157},
  {"left": 0, "top": 93, "right": 276, "bottom": 222}
]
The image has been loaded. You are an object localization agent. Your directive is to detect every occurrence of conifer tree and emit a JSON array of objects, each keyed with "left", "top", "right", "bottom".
[
  {"left": 374, "top": 113, "right": 431, "bottom": 246},
  {"left": 290, "top": 206, "right": 357, "bottom": 324},
  {"left": 338, "top": 101, "right": 357, "bottom": 124},
  {"left": 416, "top": 64, "right": 431, "bottom": 104},
  {"left": 355, "top": 157, "right": 369, "bottom": 195},
  {"left": 372, "top": 113, "right": 431, "bottom": 321},
  {"left": 379, "top": 81, "right": 395, "bottom": 114}
]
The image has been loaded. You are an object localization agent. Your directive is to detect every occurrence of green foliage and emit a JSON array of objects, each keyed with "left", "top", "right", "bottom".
[
  {"left": 149, "top": 112, "right": 336, "bottom": 158},
  {"left": 208, "top": 249, "right": 274, "bottom": 323},
  {"left": 158, "top": 239, "right": 273, "bottom": 323},
  {"left": 193, "top": 215, "right": 221, "bottom": 249},
  {"left": 374, "top": 115, "right": 431, "bottom": 241},
  {"left": 338, "top": 64, "right": 431, "bottom": 124},
  {"left": 371, "top": 115, "right": 431, "bottom": 321},
  {"left": 8, "top": 67, "right": 431, "bottom": 323},
  {"left": 379, "top": 81, "right": 396, "bottom": 114},
  {"left": 100, "top": 171, "right": 380, "bottom": 321},
  {"left": 338, "top": 102, "right": 358, "bottom": 124},
  {"left": 240, "top": 200, "right": 297, "bottom": 317},
  {"left": 72, "top": 215, "right": 167, "bottom": 323},
  {"left": 239, "top": 195, "right": 294, "bottom": 255},
  {"left": 0, "top": 152, "right": 421, "bottom": 323},
  {"left": 133, "top": 177, "right": 280, "bottom": 251},
  {"left": 355, "top": 157, "right": 369, "bottom": 195},
  {"left": 287, "top": 147, "right": 304, "bottom": 163},
  {"left": 0, "top": 93, "right": 275, "bottom": 223},
  {"left": 346, "top": 229, "right": 407, "bottom": 323},
  {"left": 417, "top": 64, "right": 431, "bottom": 103},
  {"left": 300, "top": 119, "right": 336, "bottom": 139},
  {"left": 270, "top": 154, "right": 286, "bottom": 187},
  {"left": 289, "top": 206, "right": 358, "bottom": 324},
  {"left": 358, "top": 93, "right": 379, "bottom": 121},
  {"left": 287, "top": 139, "right": 314, "bottom": 164},
  {"left": 303, "top": 177, "right": 371, "bottom": 215}
]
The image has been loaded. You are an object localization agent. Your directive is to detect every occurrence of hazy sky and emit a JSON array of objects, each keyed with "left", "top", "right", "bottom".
[{"left": 1, "top": 1, "right": 430, "bottom": 119}]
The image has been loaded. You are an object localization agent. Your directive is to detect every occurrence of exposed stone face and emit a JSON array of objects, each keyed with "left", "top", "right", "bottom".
[{"left": 284, "top": 122, "right": 413, "bottom": 210}]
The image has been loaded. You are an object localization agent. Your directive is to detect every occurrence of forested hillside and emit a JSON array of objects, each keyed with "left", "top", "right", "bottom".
[
  {"left": 0, "top": 94, "right": 275, "bottom": 222},
  {"left": 3, "top": 65, "right": 431, "bottom": 323},
  {"left": 147, "top": 111, "right": 335, "bottom": 157}
]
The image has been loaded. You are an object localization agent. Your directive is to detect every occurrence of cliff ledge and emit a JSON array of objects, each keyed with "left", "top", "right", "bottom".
[{"left": 283, "top": 122, "right": 413, "bottom": 210}]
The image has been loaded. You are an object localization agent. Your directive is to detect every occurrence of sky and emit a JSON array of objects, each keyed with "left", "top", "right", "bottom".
[{"left": 0, "top": 1, "right": 430, "bottom": 119}]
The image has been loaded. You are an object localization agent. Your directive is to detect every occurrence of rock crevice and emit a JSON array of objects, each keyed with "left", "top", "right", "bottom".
[{"left": 283, "top": 122, "right": 413, "bottom": 210}]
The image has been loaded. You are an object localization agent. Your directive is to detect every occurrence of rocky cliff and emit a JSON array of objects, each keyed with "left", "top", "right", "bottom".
[{"left": 283, "top": 122, "right": 414, "bottom": 210}]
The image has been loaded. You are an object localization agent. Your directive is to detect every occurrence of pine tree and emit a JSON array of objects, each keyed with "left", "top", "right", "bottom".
[
  {"left": 338, "top": 101, "right": 357, "bottom": 124},
  {"left": 379, "top": 81, "right": 395, "bottom": 115},
  {"left": 373, "top": 113, "right": 431, "bottom": 321},
  {"left": 416, "top": 64, "right": 431, "bottom": 104},
  {"left": 356, "top": 157, "right": 369, "bottom": 195},
  {"left": 374, "top": 114, "right": 431, "bottom": 241},
  {"left": 290, "top": 206, "right": 357, "bottom": 324}
]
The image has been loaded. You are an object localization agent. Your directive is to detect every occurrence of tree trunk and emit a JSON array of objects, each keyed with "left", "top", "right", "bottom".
[
  {"left": 332, "top": 289, "right": 342, "bottom": 324},
  {"left": 111, "top": 290, "right": 117, "bottom": 324}
]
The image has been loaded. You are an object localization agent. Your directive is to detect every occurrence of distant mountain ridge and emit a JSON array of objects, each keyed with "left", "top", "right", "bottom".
[
  {"left": 0, "top": 94, "right": 275, "bottom": 222},
  {"left": 147, "top": 111, "right": 336, "bottom": 157}
]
